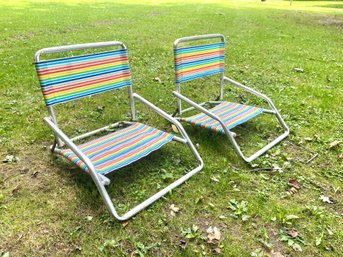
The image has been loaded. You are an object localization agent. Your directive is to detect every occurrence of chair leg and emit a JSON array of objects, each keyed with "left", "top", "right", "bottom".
[
  {"left": 90, "top": 140, "right": 204, "bottom": 221},
  {"left": 226, "top": 112, "right": 289, "bottom": 162}
]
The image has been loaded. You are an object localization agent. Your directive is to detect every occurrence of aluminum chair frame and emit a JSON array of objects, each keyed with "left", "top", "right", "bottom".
[
  {"left": 172, "top": 34, "right": 289, "bottom": 162},
  {"left": 35, "top": 41, "right": 203, "bottom": 221}
]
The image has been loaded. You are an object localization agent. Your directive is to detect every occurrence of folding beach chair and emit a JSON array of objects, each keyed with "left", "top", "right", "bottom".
[
  {"left": 172, "top": 34, "right": 289, "bottom": 162},
  {"left": 34, "top": 41, "right": 203, "bottom": 221}
]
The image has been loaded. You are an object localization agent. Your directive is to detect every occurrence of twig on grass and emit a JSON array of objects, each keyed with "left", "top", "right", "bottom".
[{"left": 306, "top": 153, "right": 319, "bottom": 164}]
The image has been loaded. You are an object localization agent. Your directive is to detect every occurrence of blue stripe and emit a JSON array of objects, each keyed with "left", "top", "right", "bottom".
[
  {"left": 177, "top": 69, "right": 224, "bottom": 83},
  {"left": 175, "top": 56, "right": 224, "bottom": 69},
  {"left": 36, "top": 49, "right": 127, "bottom": 67},
  {"left": 45, "top": 81, "right": 131, "bottom": 106},
  {"left": 101, "top": 137, "right": 173, "bottom": 174},
  {"left": 175, "top": 42, "right": 224, "bottom": 54},
  {"left": 40, "top": 66, "right": 130, "bottom": 87}
]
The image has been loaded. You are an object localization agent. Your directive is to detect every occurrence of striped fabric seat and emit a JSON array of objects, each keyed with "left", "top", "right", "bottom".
[
  {"left": 60, "top": 123, "right": 174, "bottom": 175},
  {"left": 181, "top": 101, "right": 264, "bottom": 134},
  {"left": 35, "top": 49, "right": 132, "bottom": 106},
  {"left": 174, "top": 42, "right": 225, "bottom": 84}
]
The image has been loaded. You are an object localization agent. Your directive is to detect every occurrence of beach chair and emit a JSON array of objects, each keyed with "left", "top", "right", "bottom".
[
  {"left": 172, "top": 34, "right": 289, "bottom": 162},
  {"left": 34, "top": 41, "right": 203, "bottom": 221}
]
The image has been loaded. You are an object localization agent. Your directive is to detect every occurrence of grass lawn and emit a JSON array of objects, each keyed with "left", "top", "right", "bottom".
[{"left": 0, "top": 0, "right": 342, "bottom": 256}]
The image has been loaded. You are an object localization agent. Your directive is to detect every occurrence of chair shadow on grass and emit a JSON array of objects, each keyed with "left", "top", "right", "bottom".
[{"left": 51, "top": 140, "right": 198, "bottom": 219}]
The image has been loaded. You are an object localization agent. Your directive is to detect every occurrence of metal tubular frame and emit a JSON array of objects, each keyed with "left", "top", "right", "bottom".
[
  {"left": 172, "top": 35, "right": 289, "bottom": 162},
  {"left": 35, "top": 42, "right": 203, "bottom": 221}
]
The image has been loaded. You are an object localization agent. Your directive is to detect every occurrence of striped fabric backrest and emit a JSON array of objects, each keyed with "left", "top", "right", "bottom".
[
  {"left": 174, "top": 42, "right": 225, "bottom": 84},
  {"left": 35, "top": 49, "right": 132, "bottom": 106}
]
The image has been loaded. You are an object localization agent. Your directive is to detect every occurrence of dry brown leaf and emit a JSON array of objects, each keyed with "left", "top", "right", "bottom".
[
  {"left": 329, "top": 140, "right": 341, "bottom": 149},
  {"left": 122, "top": 221, "right": 128, "bottom": 228},
  {"left": 206, "top": 226, "right": 221, "bottom": 243},
  {"left": 179, "top": 239, "right": 187, "bottom": 249},
  {"left": 288, "top": 178, "right": 300, "bottom": 190},
  {"left": 287, "top": 228, "right": 299, "bottom": 238},
  {"left": 171, "top": 124, "right": 179, "bottom": 133}
]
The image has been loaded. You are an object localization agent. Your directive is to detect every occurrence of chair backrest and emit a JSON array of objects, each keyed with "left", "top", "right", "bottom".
[
  {"left": 173, "top": 34, "right": 225, "bottom": 84},
  {"left": 35, "top": 42, "right": 132, "bottom": 107}
]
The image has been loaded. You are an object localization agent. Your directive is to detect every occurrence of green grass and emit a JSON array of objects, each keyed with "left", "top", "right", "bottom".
[{"left": 0, "top": 0, "right": 342, "bottom": 256}]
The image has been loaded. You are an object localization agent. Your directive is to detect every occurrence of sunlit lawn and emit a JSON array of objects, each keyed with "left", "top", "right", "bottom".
[{"left": 0, "top": 0, "right": 342, "bottom": 256}]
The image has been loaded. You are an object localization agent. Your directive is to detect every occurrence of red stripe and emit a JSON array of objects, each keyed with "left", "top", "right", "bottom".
[
  {"left": 95, "top": 133, "right": 170, "bottom": 169},
  {"left": 80, "top": 123, "right": 142, "bottom": 148},
  {"left": 175, "top": 50, "right": 224, "bottom": 63},
  {"left": 81, "top": 126, "right": 151, "bottom": 155},
  {"left": 178, "top": 63, "right": 224, "bottom": 76},
  {"left": 91, "top": 130, "right": 161, "bottom": 162},
  {"left": 224, "top": 107, "right": 259, "bottom": 125},
  {"left": 38, "top": 56, "right": 128, "bottom": 76},
  {"left": 43, "top": 71, "right": 130, "bottom": 96}
]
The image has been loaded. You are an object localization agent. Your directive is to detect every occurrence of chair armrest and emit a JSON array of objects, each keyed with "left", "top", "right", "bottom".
[
  {"left": 223, "top": 76, "right": 275, "bottom": 106},
  {"left": 43, "top": 117, "right": 96, "bottom": 173},
  {"left": 132, "top": 93, "right": 191, "bottom": 141},
  {"left": 172, "top": 91, "right": 233, "bottom": 135}
]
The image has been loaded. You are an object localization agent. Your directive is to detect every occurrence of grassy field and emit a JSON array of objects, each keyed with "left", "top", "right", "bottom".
[{"left": 0, "top": 0, "right": 342, "bottom": 256}]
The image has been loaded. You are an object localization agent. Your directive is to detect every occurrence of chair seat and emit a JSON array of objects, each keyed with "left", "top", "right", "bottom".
[
  {"left": 181, "top": 101, "right": 264, "bottom": 134},
  {"left": 60, "top": 122, "right": 174, "bottom": 174}
]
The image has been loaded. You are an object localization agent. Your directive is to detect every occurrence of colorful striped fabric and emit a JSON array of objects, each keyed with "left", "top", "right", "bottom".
[
  {"left": 174, "top": 42, "right": 225, "bottom": 83},
  {"left": 35, "top": 49, "right": 132, "bottom": 106},
  {"left": 60, "top": 123, "right": 174, "bottom": 174},
  {"left": 181, "top": 101, "right": 264, "bottom": 134}
]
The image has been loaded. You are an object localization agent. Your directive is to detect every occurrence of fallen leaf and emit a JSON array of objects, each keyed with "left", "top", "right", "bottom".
[
  {"left": 287, "top": 228, "right": 299, "bottom": 238},
  {"left": 31, "top": 171, "right": 39, "bottom": 178},
  {"left": 170, "top": 204, "right": 180, "bottom": 216},
  {"left": 3, "top": 155, "right": 19, "bottom": 163},
  {"left": 86, "top": 216, "right": 93, "bottom": 221},
  {"left": 153, "top": 77, "right": 162, "bottom": 83},
  {"left": 122, "top": 221, "right": 128, "bottom": 228},
  {"left": 210, "top": 176, "right": 220, "bottom": 182},
  {"left": 171, "top": 124, "right": 179, "bottom": 133},
  {"left": 320, "top": 195, "right": 334, "bottom": 204},
  {"left": 288, "top": 178, "right": 301, "bottom": 190},
  {"left": 285, "top": 214, "right": 299, "bottom": 220},
  {"left": 338, "top": 153, "right": 343, "bottom": 159},
  {"left": 2, "top": 252, "right": 10, "bottom": 257},
  {"left": 206, "top": 226, "right": 221, "bottom": 243},
  {"left": 294, "top": 68, "right": 304, "bottom": 73},
  {"left": 329, "top": 140, "right": 341, "bottom": 149},
  {"left": 179, "top": 239, "right": 187, "bottom": 249}
]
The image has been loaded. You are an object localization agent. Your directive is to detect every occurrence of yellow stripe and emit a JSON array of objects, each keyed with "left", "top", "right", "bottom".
[
  {"left": 40, "top": 60, "right": 128, "bottom": 81},
  {"left": 44, "top": 76, "right": 130, "bottom": 100},
  {"left": 176, "top": 48, "right": 224, "bottom": 58}
]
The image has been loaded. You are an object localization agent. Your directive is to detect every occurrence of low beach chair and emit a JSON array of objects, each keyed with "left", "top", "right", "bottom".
[
  {"left": 34, "top": 41, "right": 203, "bottom": 221},
  {"left": 172, "top": 34, "right": 289, "bottom": 162}
]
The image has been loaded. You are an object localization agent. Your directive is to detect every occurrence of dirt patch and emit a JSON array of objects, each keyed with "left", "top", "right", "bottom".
[{"left": 319, "top": 16, "right": 343, "bottom": 28}]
